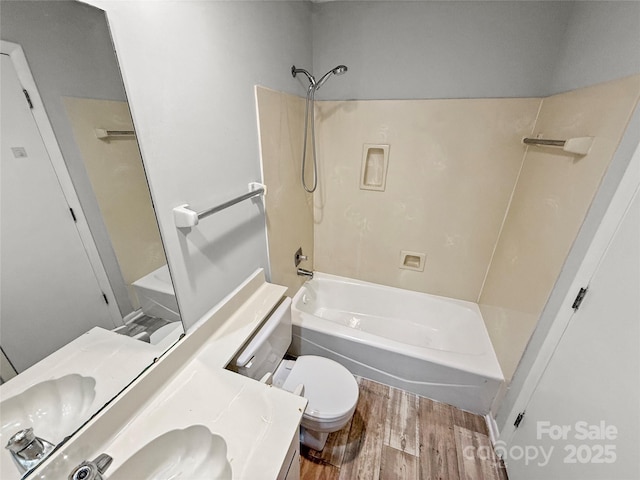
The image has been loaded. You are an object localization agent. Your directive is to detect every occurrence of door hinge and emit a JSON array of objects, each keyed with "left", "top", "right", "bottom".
[
  {"left": 514, "top": 411, "right": 525, "bottom": 429},
  {"left": 23, "top": 89, "right": 34, "bottom": 109},
  {"left": 69, "top": 208, "right": 77, "bottom": 223},
  {"left": 572, "top": 287, "right": 588, "bottom": 311},
  {"left": 102, "top": 293, "right": 109, "bottom": 305}
]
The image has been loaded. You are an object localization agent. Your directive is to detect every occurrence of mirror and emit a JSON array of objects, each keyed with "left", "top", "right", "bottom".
[{"left": 0, "top": 1, "right": 184, "bottom": 476}]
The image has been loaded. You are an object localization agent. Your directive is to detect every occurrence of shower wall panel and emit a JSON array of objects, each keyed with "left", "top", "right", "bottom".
[
  {"left": 313, "top": 98, "right": 541, "bottom": 302},
  {"left": 64, "top": 97, "right": 166, "bottom": 310},
  {"left": 479, "top": 74, "right": 640, "bottom": 380},
  {"left": 256, "top": 86, "right": 315, "bottom": 296}
]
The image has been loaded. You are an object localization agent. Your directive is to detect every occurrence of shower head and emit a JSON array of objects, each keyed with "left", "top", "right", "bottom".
[
  {"left": 332, "top": 65, "right": 348, "bottom": 75},
  {"left": 315, "top": 65, "right": 348, "bottom": 91},
  {"left": 291, "top": 64, "right": 348, "bottom": 91},
  {"left": 291, "top": 63, "right": 348, "bottom": 193}
]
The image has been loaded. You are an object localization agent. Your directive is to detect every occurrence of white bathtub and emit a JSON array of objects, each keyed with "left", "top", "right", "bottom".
[{"left": 290, "top": 273, "right": 504, "bottom": 414}]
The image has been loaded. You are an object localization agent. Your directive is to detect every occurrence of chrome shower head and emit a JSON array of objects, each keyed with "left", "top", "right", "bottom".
[
  {"left": 315, "top": 65, "right": 348, "bottom": 91},
  {"left": 332, "top": 65, "right": 348, "bottom": 75}
]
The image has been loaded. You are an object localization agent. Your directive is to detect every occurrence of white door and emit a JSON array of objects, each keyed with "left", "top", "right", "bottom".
[
  {"left": 1, "top": 54, "right": 116, "bottom": 373},
  {"left": 503, "top": 186, "right": 639, "bottom": 479}
]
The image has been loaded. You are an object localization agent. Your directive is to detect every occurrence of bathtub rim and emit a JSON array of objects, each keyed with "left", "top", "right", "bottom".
[{"left": 291, "top": 272, "right": 504, "bottom": 382}]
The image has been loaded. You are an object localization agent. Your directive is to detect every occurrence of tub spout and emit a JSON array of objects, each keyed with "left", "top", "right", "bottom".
[{"left": 297, "top": 268, "right": 314, "bottom": 280}]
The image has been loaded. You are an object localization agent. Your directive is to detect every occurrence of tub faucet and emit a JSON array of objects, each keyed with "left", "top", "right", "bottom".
[
  {"left": 297, "top": 268, "right": 313, "bottom": 280},
  {"left": 68, "top": 453, "right": 113, "bottom": 480},
  {"left": 5, "top": 428, "right": 55, "bottom": 473}
]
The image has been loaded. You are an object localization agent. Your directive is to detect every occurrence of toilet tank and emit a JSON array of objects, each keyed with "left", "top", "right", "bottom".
[
  {"left": 131, "top": 264, "right": 180, "bottom": 322},
  {"left": 232, "top": 297, "right": 292, "bottom": 381}
]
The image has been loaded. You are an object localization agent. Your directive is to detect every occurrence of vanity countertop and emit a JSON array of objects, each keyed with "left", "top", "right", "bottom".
[
  {"left": 31, "top": 269, "right": 307, "bottom": 479},
  {"left": 0, "top": 326, "right": 165, "bottom": 401},
  {"left": 0, "top": 328, "right": 168, "bottom": 480}
]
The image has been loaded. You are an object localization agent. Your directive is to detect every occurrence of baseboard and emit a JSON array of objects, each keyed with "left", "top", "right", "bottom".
[{"left": 485, "top": 412, "right": 500, "bottom": 445}]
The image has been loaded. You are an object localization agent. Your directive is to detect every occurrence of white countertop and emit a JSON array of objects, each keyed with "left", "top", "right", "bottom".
[
  {"left": 0, "top": 328, "right": 167, "bottom": 480},
  {"left": 31, "top": 269, "right": 306, "bottom": 479},
  {"left": 0, "top": 326, "right": 166, "bottom": 402}
]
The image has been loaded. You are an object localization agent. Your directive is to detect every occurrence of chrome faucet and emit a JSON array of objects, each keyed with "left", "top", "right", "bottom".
[
  {"left": 295, "top": 247, "right": 313, "bottom": 279},
  {"left": 68, "top": 453, "right": 113, "bottom": 480},
  {"left": 5, "top": 428, "right": 55, "bottom": 473},
  {"left": 297, "top": 268, "right": 314, "bottom": 280}
]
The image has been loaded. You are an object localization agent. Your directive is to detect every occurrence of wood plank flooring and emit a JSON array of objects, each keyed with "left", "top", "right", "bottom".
[{"left": 300, "top": 377, "right": 508, "bottom": 480}]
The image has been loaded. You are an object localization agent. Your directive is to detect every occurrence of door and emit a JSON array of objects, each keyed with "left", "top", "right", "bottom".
[
  {"left": 503, "top": 186, "right": 639, "bottom": 479},
  {"left": 1, "top": 54, "right": 116, "bottom": 373}
]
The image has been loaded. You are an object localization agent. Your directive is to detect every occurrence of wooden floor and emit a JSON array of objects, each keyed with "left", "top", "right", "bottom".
[{"left": 300, "top": 377, "right": 509, "bottom": 480}]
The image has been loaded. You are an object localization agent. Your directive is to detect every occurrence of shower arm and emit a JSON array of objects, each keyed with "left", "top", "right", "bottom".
[{"left": 291, "top": 66, "right": 316, "bottom": 88}]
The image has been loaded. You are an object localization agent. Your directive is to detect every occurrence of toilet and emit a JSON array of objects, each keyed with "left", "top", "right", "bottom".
[{"left": 232, "top": 297, "right": 359, "bottom": 451}]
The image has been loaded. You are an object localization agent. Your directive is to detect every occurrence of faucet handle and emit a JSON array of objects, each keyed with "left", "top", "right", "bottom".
[
  {"left": 5, "top": 428, "right": 36, "bottom": 454},
  {"left": 94, "top": 454, "right": 113, "bottom": 474},
  {"left": 294, "top": 247, "right": 308, "bottom": 267},
  {"left": 69, "top": 453, "right": 113, "bottom": 480}
]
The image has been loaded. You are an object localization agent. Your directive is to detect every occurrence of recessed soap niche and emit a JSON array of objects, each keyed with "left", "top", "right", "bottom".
[
  {"left": 399, "top": 250, "right": 426, "bottom": 272},
  {"left": 360, "top": 144, "right": 390, "bottom": 191}
]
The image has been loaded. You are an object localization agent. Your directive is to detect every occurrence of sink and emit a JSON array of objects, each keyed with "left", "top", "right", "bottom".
[
  {"left": 1, "top": 374, "right": 96, "bottom": 477},
  {"left": 109, "top": 425, "right": 231, "bottom": 480},
  {"left": 0, "top": 374, "right": 96, "bottom": 444}
]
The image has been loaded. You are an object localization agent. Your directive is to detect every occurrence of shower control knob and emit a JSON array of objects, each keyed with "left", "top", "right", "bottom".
[{"left": 294, "top": 247, "right": 308, "bottom": 266}]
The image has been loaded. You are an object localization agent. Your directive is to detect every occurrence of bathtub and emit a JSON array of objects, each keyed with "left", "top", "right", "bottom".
[{"left": 290, "top": 273, "right": 504, "bottom": 414}]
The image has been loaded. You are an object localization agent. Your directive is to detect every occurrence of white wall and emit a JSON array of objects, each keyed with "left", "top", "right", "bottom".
[
  {"left": 311, "top": 1, "right": 640, "bottom": 101},
  {"left": 311, "top": 1, "right": 574, "bottom": 100},
  {"left": 1, "top": 0, "right": 132, "bottom": 314},
  {"left": 94, "top": 1, "right": 313, "bottom": 329},
  {"left": 548, "top": 0, "right": 640, "bottom": 94}
]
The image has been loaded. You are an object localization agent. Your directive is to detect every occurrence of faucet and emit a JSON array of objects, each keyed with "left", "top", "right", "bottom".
[
  {"left": 297, "top": 268, "right": 313, "bottom": 280},
  {"left": 5, "top": 428, "right": 55, "bottom": 473},
  {"left": 295, "top": 247, "right": 313, "bottom": 279},
  {"left": 68, "top": 453, "right": 113, "bottom": 480}
]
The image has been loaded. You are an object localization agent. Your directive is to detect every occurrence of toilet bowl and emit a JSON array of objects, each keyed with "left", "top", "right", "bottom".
[
  {"left": 232, "top": 297, "right": 358, "bottom": 451},
  {"left": 276, "top": 355, "right": 359, "bottom": 450}
]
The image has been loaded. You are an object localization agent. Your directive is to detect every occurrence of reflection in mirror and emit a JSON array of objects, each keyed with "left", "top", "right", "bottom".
[{"left": 0, "top": 1, "right": 183, "bottom": 477}]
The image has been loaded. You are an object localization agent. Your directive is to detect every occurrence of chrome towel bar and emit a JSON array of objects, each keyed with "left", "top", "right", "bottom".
[
  {"left": 523, "top": 136, "right": 594, "bottom": 155},
  {"left": 173, "top": 182, "right": 266, "bottom": 228},
  {"left": 523, "top": 137, "right": 566, "bottom": 147},
  {"left": 95, "top": 128, "right": 136, "bottom": 139}
]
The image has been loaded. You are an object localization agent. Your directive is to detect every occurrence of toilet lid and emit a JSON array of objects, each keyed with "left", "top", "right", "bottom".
[{"left": 282, "top": 356, "right": 359, "bottom": 421}]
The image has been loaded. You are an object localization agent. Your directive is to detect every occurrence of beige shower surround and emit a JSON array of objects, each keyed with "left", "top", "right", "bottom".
[
  {"left": 256, "top": 87, "right": 315, "bottom": 296},
  {"left": 64, "top": 97, "right": 167, "bottom": 309},
  {"left": 313, "top": 97, "right": 541, "bottom": 301},
  {"left": 257, "top": 74, "right": 640, "bottom": 381},
  {"left": 479, "top": 75, "right": 640, "bottom": 380}
]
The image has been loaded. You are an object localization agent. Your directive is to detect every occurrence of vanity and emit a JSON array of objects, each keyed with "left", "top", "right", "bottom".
[{"left": 22, "top": 269, "right": 306, "bottom": 479}]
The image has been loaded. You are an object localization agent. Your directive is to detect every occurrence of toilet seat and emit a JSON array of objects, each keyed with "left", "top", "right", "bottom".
[{"left": 282, "top": 355, "right": 359, "bottom": 423}]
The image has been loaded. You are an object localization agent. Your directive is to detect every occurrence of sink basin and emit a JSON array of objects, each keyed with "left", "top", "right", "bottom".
[
  {"left": 0, "top": 374, "right": 96, "bottom": 444},
  {"left": 1, "top": 374, "right": 96, "bottom": 477},
  {"left": 109, "top": 425, "right": 231, "bottom": 480}
]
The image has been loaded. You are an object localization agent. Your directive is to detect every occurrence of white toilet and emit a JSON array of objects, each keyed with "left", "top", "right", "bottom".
[{"left": 232, "top": 297, "right": 359, "bottom": 451}]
